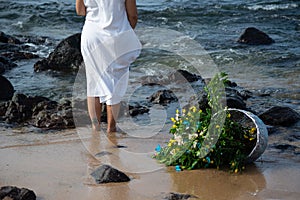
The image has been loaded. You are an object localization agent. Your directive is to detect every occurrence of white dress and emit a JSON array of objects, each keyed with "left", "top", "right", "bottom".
[{"left": 81, "top": 0, "right": 141, "bottom": 105}]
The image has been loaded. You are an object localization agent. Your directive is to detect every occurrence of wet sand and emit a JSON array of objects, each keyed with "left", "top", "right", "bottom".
[{"left": 0, "top": 126, "right": 300, "bottom": 200}]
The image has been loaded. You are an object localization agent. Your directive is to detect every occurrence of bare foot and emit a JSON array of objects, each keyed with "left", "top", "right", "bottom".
[
  {"left": 92, "top": 124, "right": 101, "bottom": 131},
  {"left": 107, "top": 127, "right": 117, "bottom": 134},
  {"left": 91, "top": 118, "right": 100, "bottom": 131}
]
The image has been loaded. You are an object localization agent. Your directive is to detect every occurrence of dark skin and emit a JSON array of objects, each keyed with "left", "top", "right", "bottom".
[
  {"left": 75, "top": 0, "right": 139, "bottom": 132},
  {"left": 75, "top": 0, "right": 86, "bottom": 16}
]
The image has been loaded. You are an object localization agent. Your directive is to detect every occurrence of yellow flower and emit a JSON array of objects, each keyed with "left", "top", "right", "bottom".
[
  {"left": 244, "top": 135, "right": 249, "bottom": 139},
  {"left": 171, "top": 117, "right": 176, "bottom": 122},
  {"left": 210, "top": 160, "right": 214, "bottom": 164},
  {"left": 216, "top": 125, "right": 220, "bottom": 129},
  {"left": 176, "top": 109, "right": 179, "bottom": 114},
  {"left": 234, "top": 169, "right": 238, "bottom": 173},
  {"left": 231, "top": 162, "right": 235, "bottom": 167},
  {"left": 227, "top": 113, "right": 231, "bottom": 118},
  {"left": 249, "top": 127, "right": 256, "bottom": 134},
  {"left": 168, "top": 139, "right": 176, "bottom": 147},
  {"left": 189, "top": 106, "right": 196, "bottom": 113},
  {"left": 199, "top": 109, "right": 202, "bottom": 113},
  {"left": 172, "top": 124, "right": 177, "bottom": 129},
  {"left": 249, "top": 137, "right": 255, "bottom": 141},
  {"left": 182, "top": 109, "right": 186, "bottom": 113}
]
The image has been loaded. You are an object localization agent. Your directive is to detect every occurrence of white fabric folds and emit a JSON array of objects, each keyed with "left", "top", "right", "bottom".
[{"left": 80, "top": 0, "right": 141, "bottom": 105}]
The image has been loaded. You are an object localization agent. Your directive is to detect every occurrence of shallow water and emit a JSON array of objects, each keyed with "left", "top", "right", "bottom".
[
  {"left": 1, "top": 0, "right": 299, "bottom": 99},
  {"left": 0, "top": 1, "right": 300, "bottom": 198},
  {"left": 0, "top": 127, "right": 299, "bottom": 200}
]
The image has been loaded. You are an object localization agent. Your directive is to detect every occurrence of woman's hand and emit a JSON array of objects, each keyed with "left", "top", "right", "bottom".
[
  {"left": 125, "top": 0, "right": 138, "bottom": 29},
  {"left": 76, "top": 0, "right": 86, "bottom": 16}
]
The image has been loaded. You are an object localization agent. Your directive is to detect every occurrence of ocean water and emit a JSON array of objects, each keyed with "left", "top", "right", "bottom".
[
  {"left": 1, "top": 2, "right": 300, "bottom": 198},
  {"left": 0, "top": 0, "right": 299, "bottom": 111}
]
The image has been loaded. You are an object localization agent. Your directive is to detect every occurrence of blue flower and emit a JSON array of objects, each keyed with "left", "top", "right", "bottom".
[
  {"left": 155, "top": 144, "right": 161, "bottom": 152},
  {"left": 183, "top": 120, "right": 190, "bottom": 126},
  {"left": 204, "top": 157, "right": 211, "bottom": 168},
  {"left": 175, "top": 165, "right": 181, "bottom": 171},
  {"left": 206, "top": 157, "right": 211, "bottom": 163},
  {"left": 197, "top": 143, "right": 201, "bottom": 148}
]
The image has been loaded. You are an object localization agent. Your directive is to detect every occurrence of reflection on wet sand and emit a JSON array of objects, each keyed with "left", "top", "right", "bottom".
[
  {"left": 83, "top": 127, "right": 173, "bottom": 200},
  {"left": 82, "top": 126, "right": 300, "bottom": 200},
  {"left": 169, "top": 164, "right": 266, "bottom": 200},
  {"left": 83, "top": 127, "right": 267, "bottom": 200},
  {"left": 81, "top": 126, "right": 166, "bottom": 174},
  {"left": 0, "top": 127, "right": 299, "bottom": 200}
]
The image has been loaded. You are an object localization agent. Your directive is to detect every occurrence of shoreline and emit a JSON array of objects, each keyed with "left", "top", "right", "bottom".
[
  {"left": 1, "top": 1, "right": 299, "bottom": 198},
  {"left": 1, "top": 127, "right": 299, "bottom": 200}
]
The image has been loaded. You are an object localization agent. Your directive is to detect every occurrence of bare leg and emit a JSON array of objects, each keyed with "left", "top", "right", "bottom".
[
  {"left": 106, "top": 103, "right": 120, "bottom": 133},
  {"left": 87, "top": 97, "right": 102, "bottom": 130}
]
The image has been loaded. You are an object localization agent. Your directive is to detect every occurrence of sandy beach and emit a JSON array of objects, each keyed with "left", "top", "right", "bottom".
[
  {"left": 1, "top": 125, "right": 299, "bottom": 200},
  {"left": 1, "top": 1, "right": 300, "bottom": 199}
]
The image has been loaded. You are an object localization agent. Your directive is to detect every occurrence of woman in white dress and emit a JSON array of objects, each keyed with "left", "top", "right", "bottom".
[{"left": 76, "top": 0, "right": 141, "bottom": 132}]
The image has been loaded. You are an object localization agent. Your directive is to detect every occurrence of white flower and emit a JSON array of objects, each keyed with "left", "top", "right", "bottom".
[
  {"left": 199, "top": 131, "right": 204, "bottom": 136},
  {"left": 174, "top": 134, "right": 184, "bottom": 146},
  {"left": 175, "top": 113, "right": 179, "bottom": 121},
  {"left": 170, "top": 149, "right": 176, "bottom": 155},
  {"left": 189, "top": 133, "right": 198, "bottom": 140},
  {"left": 193, "top": 140, "right": 198, "bottom": 149}
]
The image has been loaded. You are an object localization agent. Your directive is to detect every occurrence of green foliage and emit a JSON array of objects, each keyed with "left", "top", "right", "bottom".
[
  {"left": 154, "top": 73, "right": 257, "bottom": 173},
  {"left": 219, "top": 72, "right": 231, "bottom": 87}
]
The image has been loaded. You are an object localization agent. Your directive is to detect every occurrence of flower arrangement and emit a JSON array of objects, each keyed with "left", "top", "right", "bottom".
[{"left": 154, "top": 73, "right": 257, "bottom": 173}]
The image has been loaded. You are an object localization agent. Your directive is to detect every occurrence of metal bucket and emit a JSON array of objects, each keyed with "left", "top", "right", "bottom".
[{"left": 228, "top": 108, "right": 268, "bottom": 163}]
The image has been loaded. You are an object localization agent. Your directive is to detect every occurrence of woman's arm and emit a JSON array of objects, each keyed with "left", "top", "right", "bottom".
[
  {"left": 125, "top": 0, "right": 138, "bottom": 29},
  {"left": 76, "top": 0, "right": 86, "bottom": 16}
]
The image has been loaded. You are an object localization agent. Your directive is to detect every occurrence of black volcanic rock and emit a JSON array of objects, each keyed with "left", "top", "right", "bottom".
[
  {"left": 238, "top": 27, "right": 274, "bottom": 45},
  {"left": 0, "top": 31, "right": 21, "bottom": 44},
  {"left": 163, "top": 192, "right": 198, "bottom": 200},
  {"left": 90, "top": 165, "right": 130, "bottom": 184},
  {"left": 34, "top": 33, "right": 82, "bottom": 72},
  {"left": 0, "top": 75, "right": 14, "bottom": 101},
  {"left": 149, "top": 90, "right": 178, "bottom": 105},
  {"left": 0, "top": 186, "right": 36, "bottom": 200},
  {"left": 259, "top": 106, "right": 300, "bottom": 126}
]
